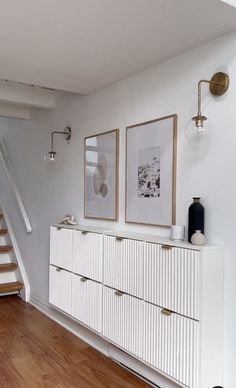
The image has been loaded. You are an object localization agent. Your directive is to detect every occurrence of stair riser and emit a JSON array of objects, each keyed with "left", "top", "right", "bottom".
[
  {"left": 0, "top": 272, "right": 16, "bottom": 284},
  {"left": 0, "top": 236, "right": 7, "bottom": 244},
  {"left": 0, "top": 221, "right": 6, "bottom": 230},
  {"left": 0, "top": 254, "right": 12, "bottom": 264}
]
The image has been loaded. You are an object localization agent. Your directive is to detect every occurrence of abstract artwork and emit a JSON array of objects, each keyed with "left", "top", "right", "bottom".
[
  {"left": 126, "top": 115, "right": 177, "bottom": 226},
  {"left": 84, "top": 129, "right": 119, "bottom": 220}
]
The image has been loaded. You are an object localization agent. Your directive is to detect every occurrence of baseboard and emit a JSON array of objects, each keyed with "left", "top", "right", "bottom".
[
  {"left": 29, "top": 293, "right": 109, "bottom": 357},
  {"left": 29, "top": 294, "right": 181, "bottom": 388}
]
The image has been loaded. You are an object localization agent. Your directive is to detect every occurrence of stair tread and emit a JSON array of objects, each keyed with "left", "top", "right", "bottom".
[
  {"left": 0, "top": 282, "right": 24, "bottom": 293},
  {"left": 0, "top": 229, "right": 7, "bottom": 235},
  {"left": 0, "top": 245, "right": 13, "bottom": 253},
  {"left": 0, "top": 263, "right": 17, "bottom": 272}
]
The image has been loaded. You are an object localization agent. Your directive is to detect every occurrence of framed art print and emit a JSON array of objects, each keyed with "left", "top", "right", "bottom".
[
  {"left": 84, "top": 129, "right": 119, "bottom": 220},
  {"left": 126, "top": 115, "right": 177, "bottom": 226}
]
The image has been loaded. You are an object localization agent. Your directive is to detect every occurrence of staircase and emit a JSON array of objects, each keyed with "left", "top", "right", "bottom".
[{"left": 0, "top": 212, "right": 24, "bottom": 296}]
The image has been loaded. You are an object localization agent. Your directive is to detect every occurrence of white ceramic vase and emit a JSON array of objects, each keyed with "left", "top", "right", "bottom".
[{"left": 191, "top": 230, "right": 206, "bottom": 246}]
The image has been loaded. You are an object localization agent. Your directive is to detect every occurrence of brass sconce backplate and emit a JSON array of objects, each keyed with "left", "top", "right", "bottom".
[
  {"left": 64, "top": 126, "right": 72, "bottom": 142},
  {"left": 209, "top": 72, "right": 229, "bottom": 96}
]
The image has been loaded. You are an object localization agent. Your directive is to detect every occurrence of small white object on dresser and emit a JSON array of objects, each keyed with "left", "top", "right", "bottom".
[{"left": 49, "top": 225, "right": 224, "bottom": 388}]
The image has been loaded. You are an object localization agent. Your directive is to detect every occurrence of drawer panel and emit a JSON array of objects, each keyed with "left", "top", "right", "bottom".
[
  {"left": 72, "top": 274, "right": 102, "bottom": 333},
  {"left": 103, "top": 286, "right": 143, "bottom": 358},
  {"left": 50, "top": 227, "right": 73, "bottom": 271},
  {"left": 72, "top": 231, "right": 102, "bottom": 282},
  {"left": 103, "top": 236, "right": 144, "bottom": 298},
  {"left": 143, "top": 302, "right": 199, "bottom": 388},
  {"left": 49, "top": 265, "right": 72, "bottom": 314},
  {"left": 144, "top": 243, "right": 200, "bottom": 319}
]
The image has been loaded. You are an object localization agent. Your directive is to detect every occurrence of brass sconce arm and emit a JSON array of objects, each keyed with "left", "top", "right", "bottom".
[
  {"left": 50, "top": 127, "right": 71, "bottom": 152},
  {"left": 185, "top": 71, "right": 229, "bottom": 145},
  {"left": 197, "top": 79, "right": 212, "bottom": 117},
  {"left": 197, "top": 74, "right": 229, "bottom": 117},
  {"left": 44, "top": 126, "right": 72, "bottom": 166}
]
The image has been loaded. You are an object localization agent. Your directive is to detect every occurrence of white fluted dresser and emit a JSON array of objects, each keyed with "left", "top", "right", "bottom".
[{"left": 49, "top": 225, "right": 224, "bottom": 388}]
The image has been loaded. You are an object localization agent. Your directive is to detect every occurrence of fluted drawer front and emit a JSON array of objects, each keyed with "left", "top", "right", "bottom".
[
  {"left": 50, "top": 227, "right": 73, "bottom": 271},
  {"left": 49, "top": 265, "right": 72, "bottom": 315},
  {"left": 143, "top": 302, "right": 199, "bottom": 388},
  {"left": 103, "top": 286, "right": 143, "bottom": 358},
  {"left": 72, "top": 274, "right": 102, "bottom": 333},
  {"left": 72, "top": 231, "right": 102, "bottom": 282},
  {"left": 103, "top": 236, "right": 143, "bottom": 298},
  {"left": 144, "top": 243, "right": 200, "bottom": 320}
]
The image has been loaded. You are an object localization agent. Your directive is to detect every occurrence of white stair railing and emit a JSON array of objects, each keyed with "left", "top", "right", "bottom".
[{"left": 0, "top": 138, "right": 32, "bottom": 233}]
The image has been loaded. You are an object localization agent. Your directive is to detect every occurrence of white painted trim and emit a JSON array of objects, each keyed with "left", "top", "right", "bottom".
[
  {"left": 0, "top": 80, "right": 55, "bottom": 109},
  {"left": 3, "top": 206, "right": 30, "bottom": 301},
  {"left": 0, "top": 291, "right": 19, "bottom": 297},
  {"left": 0, "top": 102, "right": 30, "bottom": 120},
  {"left": 110, "top": 348, "right": 180, "bottom": 388},
  {"left": 30, "top": 293, "right": 109, "bottom": 355},
  {"left": 29, "top": 293, "right": 182, "bottom": 388},
  {"left": 0, "top": 138, "right": 32, "bottom": 233}
]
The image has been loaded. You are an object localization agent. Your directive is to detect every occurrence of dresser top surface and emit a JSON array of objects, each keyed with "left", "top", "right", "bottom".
[
  {"left": 51, "top": 224, "right": 223, "bottom": 252},
  {"left": 103, "top": 230, "right": 223, "bottom": 251},
  {"left": 52, "top": 223, "right": 108, "bottom": 234}
]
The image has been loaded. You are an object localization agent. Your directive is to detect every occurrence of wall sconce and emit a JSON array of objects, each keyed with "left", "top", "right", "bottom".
[
  {"left": 185, "top": 72, "right": 229, "bottom": 145},
  {"left": 44, "top": 126, "right": 72, "bottom": 166}
]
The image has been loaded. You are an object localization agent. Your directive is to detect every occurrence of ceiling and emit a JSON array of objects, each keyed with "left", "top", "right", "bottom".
[{"left": 0, "top": 0, "right": 235, "bottom": 94}]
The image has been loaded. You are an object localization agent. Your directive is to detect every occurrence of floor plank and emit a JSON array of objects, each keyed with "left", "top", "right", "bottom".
[{"left": 0, "top": 296, "right": 150, "bottom": 387}]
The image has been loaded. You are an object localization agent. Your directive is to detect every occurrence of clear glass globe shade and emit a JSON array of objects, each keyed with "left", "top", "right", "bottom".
[
  {"left": 43, "top": 151, "right": 61, "bottom": 167},
  {"left": 185, "top": 118, "right": 211, "bottom": 145}
]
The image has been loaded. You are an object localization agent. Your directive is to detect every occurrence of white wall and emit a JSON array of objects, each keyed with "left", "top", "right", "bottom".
[{"left": 0, "top": 31, "right": 235, "bottom": 387}]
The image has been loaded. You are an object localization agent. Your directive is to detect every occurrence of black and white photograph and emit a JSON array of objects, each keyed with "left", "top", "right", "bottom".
[
  {"left": 137, "top": 146, "right": 160, "bottom": 198},
  {"left": 126, "top": 115, "right": 177, "bottom": 226}
]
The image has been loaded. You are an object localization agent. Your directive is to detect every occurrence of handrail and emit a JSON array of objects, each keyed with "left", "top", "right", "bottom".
[{"left": 0, "top": 138, "right": 32, "bottom": 233}]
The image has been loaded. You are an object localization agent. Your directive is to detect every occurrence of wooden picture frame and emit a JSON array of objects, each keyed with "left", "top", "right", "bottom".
[
  {"left": 84, "top": 129, "right": 119, "bottom": 221},
  {"left": 126, "top": 114, "right": 177, "bottom": 227}
]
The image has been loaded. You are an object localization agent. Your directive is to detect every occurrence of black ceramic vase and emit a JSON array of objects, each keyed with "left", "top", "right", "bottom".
[{"left": 188, "top": 197, "right": 204, "bottom": 243}]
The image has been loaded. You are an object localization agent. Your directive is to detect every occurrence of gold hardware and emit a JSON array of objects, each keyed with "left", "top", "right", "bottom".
[
  {"left": 115, "top": 290, "right": 124, "bottom": 296},
  {"left": 44, "top": 126, "right": 72, "bottom": 166},
  {"left": 185, "top": 71, "right": 230, "bottom": 145},
  {"left": 64, "top": 126, "right": 72, "bottom": 141},
  {"left": 161, "top": 245, "right": 172, "bottom": 250},
  {"left": 56, "top": 267, "right": 62, "bottom": 272},
  {"left": 192, "top": 72, "right": 229, "bottom": 130},
  {"left": 197, "top": 72, "right": 229, "bottom": 118},
  {"left": 161, "top": 308, "right": 173, "bottom": 316},
  {"left": 80, "top": 277, "right": 88, "bottom": 282},
  {"left": 116, "top": 236, "right": 124, "bottom": 241},
  {"left": 209, "top": 71, "right": 229, "bottom": 96}
]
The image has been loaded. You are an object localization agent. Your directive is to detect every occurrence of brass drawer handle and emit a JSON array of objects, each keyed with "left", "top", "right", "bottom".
[
  {"left": 56, "top": 267, "right": 62, "bottom": 272},
  {"left": 161, "top": 308, "right": 174, "bottom": 316},
  {"left": 116, "top": 237, "right": 124, "bottom": 241},
  {"left": 161, "top": 245, "right": 172, "bottom": 250},
  {"left": 81, "top": 231, "right": 89, "bottom": 235},
  {"left": 80, "top": 277, "right": 88, "bottom": 282},
  {"left": 114, "top": 290, "right": 124, "bottom": 296}
]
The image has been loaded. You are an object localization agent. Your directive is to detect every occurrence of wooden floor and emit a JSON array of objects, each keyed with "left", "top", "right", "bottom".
[{"left": 0, "top": 296, "right": 150, "bottom": 388}]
